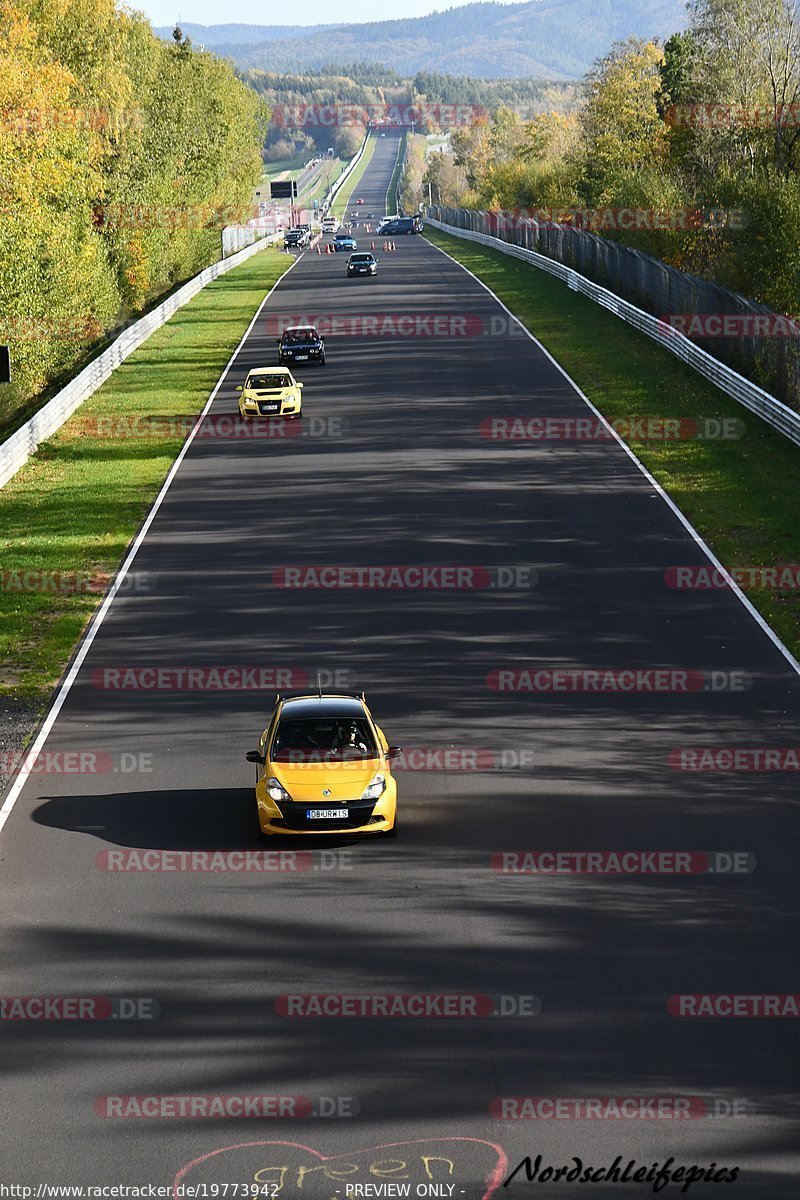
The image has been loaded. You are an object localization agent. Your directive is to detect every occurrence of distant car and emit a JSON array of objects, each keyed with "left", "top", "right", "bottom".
[
  {"left": 332, "top": 233, "right": 357, "bottom": 252},
  {"left": 236, "top": 367, "right": 303, "bottom": 418},
  {"left": 277, "top": 325, "right": 325, "bottom": 367},
  {"left": 356, "top": 197, "right": 364, "bottom": 205},
  {"left": 284, "top": 227, "right": 310, "bottom": 248},
  {"left": 321, "top": 216, "right": 339, "bottom": 233},
  {"left": 380, "top": 132, "right": 386, "bottom": 137},
  {"left": 347, "top": 252, "right": 377, "bottom": 278},
  {"left": 378, "top": 215, "right": 422, "bottom": 235},
  {"left": 246, "top": 691, "right": 400, "bottom": 837}
]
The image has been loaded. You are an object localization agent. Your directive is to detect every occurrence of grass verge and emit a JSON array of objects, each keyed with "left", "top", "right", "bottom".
[
  {"left": 426, "top": 227, "right": 800, "bottom": 661},
  {"left": 303, "top": 158, "right": 345, "bottom": 208},
  {"left": 0, "top": 246, "right": 292, "bottom": 704},
  {"left": 262, "top": 156, "right": 307, "bottom": 183},
  {"left": 331, "top": 135, "right": 377, "bottom": 219}
]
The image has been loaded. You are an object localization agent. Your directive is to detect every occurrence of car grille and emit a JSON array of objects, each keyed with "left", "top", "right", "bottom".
[{"left": 275, "top": 799, "right": 377, "bottom": 830}]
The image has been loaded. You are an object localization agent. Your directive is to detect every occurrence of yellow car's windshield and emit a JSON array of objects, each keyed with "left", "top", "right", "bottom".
[
  {"left": 272, "top": 717, "right": 377, "bottom": 762},
  {"left": 249, "top": 374, "right": 291, "bottom": 389}
]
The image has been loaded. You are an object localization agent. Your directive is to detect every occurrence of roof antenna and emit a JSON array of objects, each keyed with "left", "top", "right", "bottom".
[{"left": 317, "top": 670, "right": 322, "bottom": 699}]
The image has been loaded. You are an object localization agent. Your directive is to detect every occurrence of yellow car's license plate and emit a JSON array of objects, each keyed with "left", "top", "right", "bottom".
[{"left": 307, "top": 808, "right": 348, "bottom": 819}]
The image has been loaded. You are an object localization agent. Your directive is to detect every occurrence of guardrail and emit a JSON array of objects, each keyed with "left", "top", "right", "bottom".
[
  {"left": 426, "top": 215, "right": 800, "bottom": 448},
  {"left": 0, "top": 232, "right": 282, "bottom": 490}
]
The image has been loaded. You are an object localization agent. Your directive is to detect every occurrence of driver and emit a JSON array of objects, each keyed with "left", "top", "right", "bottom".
[{"left": 333, "top": 720, "right": 369, "bottom": 756}]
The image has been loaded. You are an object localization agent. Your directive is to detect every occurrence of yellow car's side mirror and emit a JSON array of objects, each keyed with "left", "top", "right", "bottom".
[{"left": 235, "top": 385, "right": 243, "bottom": 391}]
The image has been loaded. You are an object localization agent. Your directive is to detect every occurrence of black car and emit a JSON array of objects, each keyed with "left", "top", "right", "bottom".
[
  {"left": 378, "top": 215, "right": 423, "bottom": 235},
  {"left": 347, "top": 253, "right": 377, "bottom": 278},
  {"left": 277, "top": 325, "right": 325, "bottom": 367}
]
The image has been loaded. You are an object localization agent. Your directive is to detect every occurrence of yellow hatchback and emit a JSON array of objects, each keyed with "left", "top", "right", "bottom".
[
  {"left": 246, "top": 693, "right": 400, "bottom": 836},
  {"left": 236, "top": 367, "right": 303, "bottom": 418}
]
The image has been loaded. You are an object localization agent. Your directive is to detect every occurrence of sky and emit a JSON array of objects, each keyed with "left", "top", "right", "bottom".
[{"left": 135, "top": 0, "right": 482, "bottom": 29}]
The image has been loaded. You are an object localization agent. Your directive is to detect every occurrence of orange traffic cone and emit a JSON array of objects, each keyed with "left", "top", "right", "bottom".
[
  {"left": 316, "top": 244, "right": 321, "bottom": 254},
  {"left": 392, "top": 241, "right": 396, "bottom": 252},
  {"left": 383, "top": 240, "right": 388, "bottom": 252},
  {"left": 371, "top": 241, "right": 375, "bottom": 251}
]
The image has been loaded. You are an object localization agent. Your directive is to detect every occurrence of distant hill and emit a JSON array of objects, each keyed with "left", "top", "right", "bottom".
[{"left": 155, "top": 0, "right": 688, "bottom": 80}]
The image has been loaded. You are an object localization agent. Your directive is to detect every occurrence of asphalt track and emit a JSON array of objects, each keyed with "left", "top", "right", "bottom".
[{"left": 1, "top": 126, "right": 800, "bottom": 1196}]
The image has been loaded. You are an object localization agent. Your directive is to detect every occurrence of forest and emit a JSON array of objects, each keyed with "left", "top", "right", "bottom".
[
  {"left": 413, "top": 0, "right": 800, "bottom": 317},
  {"left": 0, "top": 1, "right": 267, "bottom": 423}
]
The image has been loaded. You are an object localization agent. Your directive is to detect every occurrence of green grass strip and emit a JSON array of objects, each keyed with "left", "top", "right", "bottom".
[
  {"left": 303, "top": 158, "right": 346, "bottom": 208},
  {"left": 331, "top": 135, "right": 377, "bottom": 219},
  {"left": 0, "top": 246, "right": 292, "bottom": 703},
  {"left": 427, "top": 227, "right": 800, "bottom": 661}
]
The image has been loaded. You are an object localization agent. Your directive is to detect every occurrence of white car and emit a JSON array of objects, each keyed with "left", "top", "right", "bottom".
[{"left": 321, "top": 216, "right": 339, "bottom": 233}]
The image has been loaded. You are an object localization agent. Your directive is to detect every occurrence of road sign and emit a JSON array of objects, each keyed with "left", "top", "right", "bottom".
[{"left": 270, "top": 180, "right": 298, "bottom": 199}]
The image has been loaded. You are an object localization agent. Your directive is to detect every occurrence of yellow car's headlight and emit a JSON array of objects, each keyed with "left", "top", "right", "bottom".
[
  {"left": 267, "top": 777, "right": 291, "bottom": 802},
  {"left": 361, "top": 773, "right": 386, "bottom": 801}
]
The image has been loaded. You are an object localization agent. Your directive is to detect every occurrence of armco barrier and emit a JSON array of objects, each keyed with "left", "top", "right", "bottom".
[
  {"left": 0, "top": 232, "right": 282, "bottom": 490},
  {"left": 426, "top": 215, "right": 800, "bottom": 448}
]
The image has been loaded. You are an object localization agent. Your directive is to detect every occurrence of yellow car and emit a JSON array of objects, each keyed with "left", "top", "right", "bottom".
[
  {"left": 236, "top": 367, "right": 303, "bottom": 418},
  {"left": 246, "top": 693, "right": 400, "bottom": 836}
]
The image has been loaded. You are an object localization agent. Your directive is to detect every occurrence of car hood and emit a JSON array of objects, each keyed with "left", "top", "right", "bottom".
[
  {"left": 245, "top": 386, "right": 295, "bottom": 397},
  {"left": 270, "top": 758, "right": 382, "bottom": 802}
]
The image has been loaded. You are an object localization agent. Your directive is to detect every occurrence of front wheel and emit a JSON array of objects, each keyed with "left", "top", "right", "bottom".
[{"left": 319, "top": 354, "right": 326, "bottom": 366}]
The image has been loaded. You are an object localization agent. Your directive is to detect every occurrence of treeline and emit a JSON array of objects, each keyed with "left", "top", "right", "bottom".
[
  {"left": 0, "top": 0, "right": 268, "bottom": 424},
  {"left": 245, "top": 68, "right": 411, "bottom": 160},
  {"left": 421, "top": 0, "right": 800, "bottom": 317},
  {"left": 412, "top": 71, "right": 576, "bottom": 113},
  {"left": 247, "top": 65, "right": 575, "bottom": 163}
]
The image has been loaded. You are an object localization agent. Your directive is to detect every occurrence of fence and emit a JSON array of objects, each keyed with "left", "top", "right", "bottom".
[
  {"left": 426, "top": 209, "right": 800, "bottom": 447},
  {"left": 429, "top": 206, "right": 800, "bottom": 417},
  {"left": 222, "top": 218, "right": 275, "bottom": 257},
  {"left": 0, "top": 232, "right": 282, "bottom": 490}
]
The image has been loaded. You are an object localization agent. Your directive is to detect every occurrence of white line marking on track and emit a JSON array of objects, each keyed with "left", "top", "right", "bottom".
[
  {"left": 426, "top": 234, "right": 800, "bottom": 679},
  {"left": 0, "top": 253, "right": 302, "bottom": 836}
]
